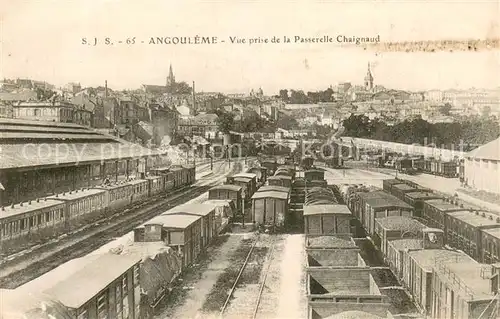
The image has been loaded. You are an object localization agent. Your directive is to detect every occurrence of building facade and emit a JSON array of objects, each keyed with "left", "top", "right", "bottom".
[{"left": 13, "top": 101, "right": 92, "bottom": 126}]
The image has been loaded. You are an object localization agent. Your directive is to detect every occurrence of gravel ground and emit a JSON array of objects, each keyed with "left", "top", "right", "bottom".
[{"left": 155, "top": 234, "right": 247, "bottom": 319}]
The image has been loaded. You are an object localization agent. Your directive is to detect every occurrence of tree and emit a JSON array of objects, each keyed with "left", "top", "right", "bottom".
[
  {"left": 214, "top": 110, "right": 235, "bottom": 133},
  {"left": 289, "top": 90, "right": 309, "bottom": 104},
  {"left": 279, "top": 89, "right": 289, "bottom": 101},
  {"left": 439, "top": 103, "right": 452, "bottom": 116}
]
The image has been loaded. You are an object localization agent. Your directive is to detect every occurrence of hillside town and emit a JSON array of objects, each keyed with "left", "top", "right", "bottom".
[{"left": 1, "top": 63, "right": 499, "bottom": 149}]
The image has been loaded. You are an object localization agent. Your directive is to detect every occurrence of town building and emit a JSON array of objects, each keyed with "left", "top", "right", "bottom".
[
  {"left": 177, "top": 113, "right": 219, "bottom": 139},
  {"left": 464, "top": 137, "right": 500, "bottom": 195},
  {"left": 13, "top": 101, "right": 93, "bottom": 127}
]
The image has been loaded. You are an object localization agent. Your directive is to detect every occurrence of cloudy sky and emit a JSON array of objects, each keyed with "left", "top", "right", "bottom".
[{"left": 2, "top": 1, "right": 500, "bottom": 94}]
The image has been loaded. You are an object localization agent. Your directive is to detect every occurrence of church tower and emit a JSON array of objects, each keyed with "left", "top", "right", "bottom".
[
  {"left": 167, "top": 64, "right": 175, "bottom": 87},
  {"left": 364, "top": 62, "right": 374, "bottom": 91}
]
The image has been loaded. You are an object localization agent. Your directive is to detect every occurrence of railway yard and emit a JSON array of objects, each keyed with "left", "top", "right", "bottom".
[{"left": 2, "top": 152, "right": 500, "bottom": 319}]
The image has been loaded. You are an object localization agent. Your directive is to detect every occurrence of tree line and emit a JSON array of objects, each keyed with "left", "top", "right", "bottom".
[
  {"left": 342, "top": 114, "right": 500, "bottom": 151},
  {"left": 279, "top": 88, "right": 334, "bottom": 104}
]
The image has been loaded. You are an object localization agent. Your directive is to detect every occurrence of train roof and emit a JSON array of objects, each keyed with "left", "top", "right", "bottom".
[
  {"left": 304, "top": 169, "right": 324, "bottom": 173},
  {"left": 375, "top": 216, "right": 426, "bottom": 232},
  {"left": 141, "top": 214, "right": 201, "bottom": 229},
  {"left": 232, "top": 172, "right": 257, "bottom": 179},
  {"left": 127, "top": 179, "right": 148, "bottom": 185},
  {"left": 424, "top": 199, "right": 472, "bottom": 212},
  {"left": 165, "top": 203, "right": 217, "bottom": 217},
  {"left": 391, "top": 184, "right": 417, "bottom": 191},
  {"left": 364, "top": 195, "right": 413, "bottom": 210},
  {"left": 209, "top": 185, "right": 242, "bottom": 192},
  {"left": 19, "top": 253, "right": 141, "bottom": 309},
  {"left": 387, "top": 238, "right": 423, "bottom": 251},
  {"left": 0, "top": 198, "right": 64, "bottom": 220},
  {"left": 447, "top": 210, "right": 500, "bottom": 228},
  {"left": 251, "top": 191, "right": 289, "bottom": 200},
  {"left": 47, "top": 188, "right": 106, "bottom": 201},
  {"left": 306, "top": 235, "right": 357, "bottom": 249},
  {"left": 405, "top": 191, "right": 441, "bottom": 200},
  {"left": 437, "top": 260, "right": 495, "bottom": 299},
  {"left": 203, "top": 199, "right": 234, "bottom": 206},
  {"left": 483, "top": 227, "right": 500, "bottom": 239},
  {"left": 45, "top": 253, "right": 141, "bottom": 309},
  {"left": 233, "top": 177, "right": 253, "bottom": 183},
  {"left": 303, "top": 204, "right": 351, "bottom": 216},
  {"left": 257, "top": 186, "right": 290, "bottom": 193},
  {"left": 408, "top": 249, "right": 474, "bottom": 272},
  {"left": 383, "top": 179, "right": 404, "bottom": 185}
]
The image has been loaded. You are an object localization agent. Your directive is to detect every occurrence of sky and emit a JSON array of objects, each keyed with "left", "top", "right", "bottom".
[{"left": 1, "top": 0, "right": 500, "bottom": 94}]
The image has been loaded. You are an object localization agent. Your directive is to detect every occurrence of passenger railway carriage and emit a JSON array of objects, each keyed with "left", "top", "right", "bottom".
[{"left": 0, "top": 165, "right": 196, "bottom": 253}]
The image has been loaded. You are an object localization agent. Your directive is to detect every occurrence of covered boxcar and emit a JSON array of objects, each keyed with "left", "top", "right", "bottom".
[
  {"left": 166, "top": 203, "right": 218, "bottom": 249},
  {"left": 208, "top": 185, "right": 243, "bottom": 215},
  {"left": 260, "top": 159, "right": 278, "bottom": 175},
  {"left": 356, "top": 191, "right": 414, "bottom": 235},
  {"left": 444, "top": 210, "right": 500, "bottom": 261},
  {"left": 481, "top": 227, "right": 500, "bottom": 264},
  {"left": 251, "top": 191, "right": 289, "bottom": 230},
  {"left": 403, "top": 191, "right": 442, "bottom": 218},
  {"left": 304, "top": 169, "right": 325, "bottom": 182},
  {"left": 422, "top": 198, "right": 472, "bottom": 231},
  {"left": 390, "top": 183, "right": 418, "bottom": 202},
  {"left": 382, "top": 179, "right": 405, "bottom": 193},
  {"left": 373, "top": 216, "right": 426, "bottom": 255},
  {"left": 135, "top": 214, "right": 202, "bottom": 268},
  {"left": 303, "top": 204, "right": 352, "bottom": 235},
  {"left": 257, "top": 185, "right": 290, "bottom": 195}
]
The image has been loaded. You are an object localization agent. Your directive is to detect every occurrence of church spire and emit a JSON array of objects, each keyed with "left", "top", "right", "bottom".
[
  {"left": 364, "top": 62, "right": 373, "bottom": 91},
  {"left": 167, "top": 63, "right": 175, "bottom": 87}
]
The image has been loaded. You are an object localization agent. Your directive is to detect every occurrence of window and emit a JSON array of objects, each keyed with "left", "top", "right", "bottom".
[
  {"left": 77, "top": 309, "right": 89, "bottom": 319},
  {"left": 133, "top": 265, "right": 140, "bottom": 286},
  {"left": 116, "top": 285, "right": 123, "bottom": 319},
  {"left": 97, "top": 291, "right": 108, "bottom": 319}
]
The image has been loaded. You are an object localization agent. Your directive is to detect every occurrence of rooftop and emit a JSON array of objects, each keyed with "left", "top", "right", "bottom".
[
  {"left": 392, "top": 184, "right": 417, "bottom": 192},
  {"left": 447, "top": 210, "right": 500, "bottom": 228},
  {"left": 437, "top": 260, "right": 496, "bottom": 299},
  {"left": 0, "top": 198, "right": 63, "bottom": 220},
  {"left": 251, "top": 191, "right": 289, "bottom": 200},
  {"left": 375, "top": 216, "right": 426, "bottom": 232},
  {"left": 142, "top": 213, "right": 201, "bottom": 229},
  {"left": 303, "top": 204, "right": 351, "bottom": 216},
  {"left": 209, "top": 185, "right": 242, "bottom": 192},
  {"left": 466, "top": 136, "right": 500, "bottom": 161},
  {"left": 165, "top": 203, "right": 217, "bottom": 217},
  {"left": 484, "top": 227, "right": 500, "bottom": 239},
  {"left": 0, "top": 119, "right": 159, "bottom": 171},
  {"left": 364, "top": 195, "right": 413, "bottom": 210},
  {"left": 257, "top": 186, "right": 290, "bottom": 193},
  {"left": 47, "top": 188, "right": 106, "bottom": 202},
  {"left": 232, "top": 172, "right": 257, "bottom": 179},
  {"left": 388, "top": 238, "right": 423, "bottom": 251},
  {"left": 405, "top": 191, "right": 442, "bottom": 200},
  {"left": 409, "top": 249, "right": 473, "bottom": 272},
  {"left": 45, "top": 253, "right": 140, "bottom": 309},
  {"left": 306, "top": 235, "right": 357, "bottom": 248},
  {"left": 424, "top": 199, "right": 474, "bottom": 212}
]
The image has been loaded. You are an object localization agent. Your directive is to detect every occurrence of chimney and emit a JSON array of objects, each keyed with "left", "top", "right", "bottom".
[
  {"left": 192, "top": 81, "right": 196, "bottom": 115},
  {"left": 20, "top": 202, "right": 23, "bottom": 207},
  {"left": 105, "top": 80, "right": 108, "bottom": 98},
  {"left": 1, "top": 206, "right": 4, "bottom": 211},
  {"left": 36, "top": 198, "right": 40, "bottom": 203}
]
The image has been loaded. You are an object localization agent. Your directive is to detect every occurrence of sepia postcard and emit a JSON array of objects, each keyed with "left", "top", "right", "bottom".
[{"left": 1, "top": 1, "right": 500, "bottom": 319}]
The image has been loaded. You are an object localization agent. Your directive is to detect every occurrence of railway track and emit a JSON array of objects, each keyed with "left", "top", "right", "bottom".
[
  {"left": 0, "top": 160, "right": 242, "bottom": 289},
  {"left": 219, "top": 235, "right": 278, "bottom": 319}
]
